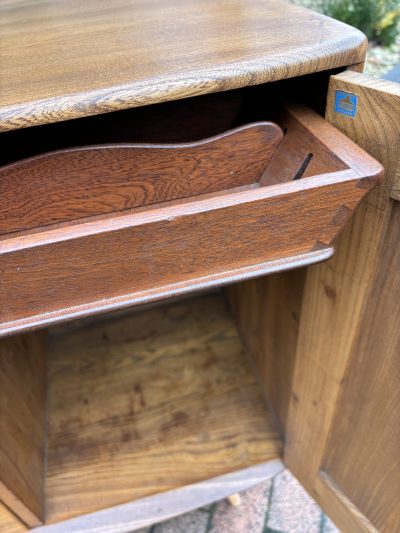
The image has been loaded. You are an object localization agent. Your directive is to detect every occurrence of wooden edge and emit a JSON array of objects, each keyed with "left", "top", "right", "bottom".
[
  {"left": 0, "top": 30, "right": 367, "bottom": 133},
  {"left": 32, "top": 461, "right": 284, "bottom": 533},
  {"left": 0, "top": 121, "right": 283, "bottom": 171},
  {"left": 0, "top": 482, "right": 42, "bottom": 529},
  {"left": 0, "top": 248, "right": 334, "bottom": 337},
  {"left": 314, "top": 472, "right": 380, "bottom": 533},
  {"left": 0, "top": 500, "right": 28, "bottom": 533},
  {"left": 0, "top": 331, "right": 47, "bottom": 527},
  {"left": 346, "top": 62, "right": 365, "bottom": 73},
  {"left": 390, "top": 162, "right": 400, "bottom": 202},
  {"left": 332, "top": 70, "right": 400, "bottom": 97},
  {"left": 0, "top": 121, "right": 282, "bottom": 236},
  {"left": 0, "top": 170, "right": 356, "bottom": 254},
  {"left": 328, "top": 71, "right": 400, "bottom": 201},
  {"left": 283, "top": 102, "right": 384, "bottom": 180}
]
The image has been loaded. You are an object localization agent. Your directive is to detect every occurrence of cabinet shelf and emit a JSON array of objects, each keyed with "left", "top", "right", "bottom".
[{"left": 43, "top": 293, "right": 282, "bottom": 527}]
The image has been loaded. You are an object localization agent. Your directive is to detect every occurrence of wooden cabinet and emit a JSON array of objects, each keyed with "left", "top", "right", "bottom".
[
  {"left": 230, "top": 72, "right": 400, "bottom": 533},
  {"left": 0, "top": 1, "right": 399, "bottom": 532}
]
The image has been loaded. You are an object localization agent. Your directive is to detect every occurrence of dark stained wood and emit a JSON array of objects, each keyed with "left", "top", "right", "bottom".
[
  {"left": 0, "top": 123, "right": 282, "bottom": 235},
  {"left": 0, "top": 0, "right": 367, "bottom": 132},
  {"left": 45, "top": 293, "right": 282, "bottom": 522},
  {"left": 285, "top": 72, "right": 400, "bottom": 533},
  {"left": 0, "top": 177, "right": 371, "bottom": 332},
  {"left": 261, "top": 107, "right": 347, "bottom": 186},
  {"left": 0, "top": 90, "right": 246, "bottom": 167},
  {"left": 0, "top": 105, "right": 382, "bottom": 335},
  {"left": 0, "top": 248, "right": 335, "bottom": 337},
  {"left": 0, "top": 332, "right": 46, "bottom": 527}
]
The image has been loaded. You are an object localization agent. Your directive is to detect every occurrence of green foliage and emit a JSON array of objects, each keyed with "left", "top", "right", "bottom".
[{"left": 321, "top": 0, "right": 400, "bottom": 46}]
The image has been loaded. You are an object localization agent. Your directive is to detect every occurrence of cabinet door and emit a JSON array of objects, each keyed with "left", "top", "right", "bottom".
[{"left": 285, "top": 72, "right": 400, "bottom": 532}]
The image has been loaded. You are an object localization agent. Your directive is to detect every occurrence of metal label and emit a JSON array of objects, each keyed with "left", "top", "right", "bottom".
[{"left": 335, "top": 90, "right": 358, "bottom": 118}]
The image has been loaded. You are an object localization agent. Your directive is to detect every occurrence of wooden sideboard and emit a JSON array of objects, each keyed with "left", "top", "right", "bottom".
[{"left": 0, "top": 1, "right": 399, "bottom": 532}]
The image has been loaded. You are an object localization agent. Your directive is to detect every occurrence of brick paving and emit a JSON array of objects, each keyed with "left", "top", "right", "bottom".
[{"left": 134, "top": 470, "right": 340, "bottom": 533}]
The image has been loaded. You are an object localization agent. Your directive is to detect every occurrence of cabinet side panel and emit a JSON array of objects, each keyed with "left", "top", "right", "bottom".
[
  {"left": 322, "top": 201, "right": 400, "bottom": 533},
  {"left": 0, "top": 332, "right": 47, "bottom": 526},
  {"left": 0, "top": 501, "right": 28, "bottom": 533},
  {"left": 285, "top": 72, "right": 400, "bottom": 533},
  {"left": 227, "top": 268, "right": 306, "bottom": 434}
]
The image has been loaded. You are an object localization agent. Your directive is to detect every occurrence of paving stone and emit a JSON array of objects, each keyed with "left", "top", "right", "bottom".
[
  {"left": 266, "top": 470, "right": 322, "bottom": 533},
  {"left": 322, "top": 514, "right": 341, "bottom": 533},
  {"left": 152, "top": 508, "right": 210, "bottom": 533},
  {"left": 131, "top": 470, "right": 342, "bottom": 532},
  {"left": 209, "top": 479, "right": 272, "bottom": 533}
]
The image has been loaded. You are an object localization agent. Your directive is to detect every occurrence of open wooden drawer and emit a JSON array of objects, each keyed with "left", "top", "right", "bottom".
[{"left": 0, "top": 103, "right": 382, "bottom": 336}]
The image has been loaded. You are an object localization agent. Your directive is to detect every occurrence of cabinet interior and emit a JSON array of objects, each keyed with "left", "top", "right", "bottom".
[
  {"left": 0, "top": 70, "right": 338, "bottom": 529},
  {"left": 44, "top": 290, "right": 282, "bottom": 523}
]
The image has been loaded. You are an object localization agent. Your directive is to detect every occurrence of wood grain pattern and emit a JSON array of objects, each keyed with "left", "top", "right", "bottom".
[
  {"left": 0, "top": 105, "right": 382, "bottom": 335},
  {"left": 315, "top": 474, "right": 380, "bottom": 533},
  {"left": 0, "top": 332, "right": 46, "bottom": 527},
  {"left": 32, "top": 462, "right": 283, "bottom": 533},
  {"left": 227, "top": 268, "right": 306, "bottom": 435},
  {"left": 0, "top": 173, "right": 372, "bottom": 335},
  {"left": 0, "top": 248, "right": 334, "bottom": 338},
  {"left": 0, "top": 90, "right": 245, "bottom": 168},
  {"left": 0, "top": 0, "right": 367, "bottom": 131},
  {"left": 261, "top": 107, "right": 347, "bottom": 186},
  {"left": 0, "top": 503, "right": 27, "bottom": 533},
  {"left": 321, "top": 201, "right": 400, "bottom": 533},
  {"left": 284, "top": 72, "right": 400, "bottom": 533},
  {"left": 0, "top": 123, "right": 282, "bottom": 235},
  {"left": 45, "top": 293, "right": 282, "bottom": 522}
]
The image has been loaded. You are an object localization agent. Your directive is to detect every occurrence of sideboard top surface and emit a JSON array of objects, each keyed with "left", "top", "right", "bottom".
[{"left": 0, "top": 0, "right": 366, "bottom": 131}]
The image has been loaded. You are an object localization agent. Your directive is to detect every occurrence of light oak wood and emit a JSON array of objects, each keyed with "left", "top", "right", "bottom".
[
  {"left": 315, "top": 474, "right": 380, "bottom": 533},
  {"left": 0, "top": 105, "right": 382, "bottom": 335},
  {"left": 227, "top": 98, "right": 384, "bottom": 433},
  {"left": 0, "top": 333, "right": 46, "bottom": 527},
  {"left": 228, "top": 268, "right": 305, "bottom": 434},
  {"left": 0, "top": 0, "right": 367, "bottom": 132},
  {"left": 321, "top": 201, "right": 400, "bottom": 533},
  {"left": 284, "top": 72, "right": 400, "bottom": 532},
  {"left": 0, "top": 503, "right": 27, "bottom": 533},
  {"left": 45, "top": 293, "right": 282, "bottom": 523},
  {"left": 32, "top": 462, "right": 283, "bottom": 533}
]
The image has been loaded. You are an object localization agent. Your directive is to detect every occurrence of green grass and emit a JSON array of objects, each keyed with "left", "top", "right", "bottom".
[{"left": 297, "top": 0, "right": 400, "bottom": 46}]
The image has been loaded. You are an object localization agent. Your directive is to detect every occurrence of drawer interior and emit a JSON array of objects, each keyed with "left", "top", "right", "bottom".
[
  {"left": 0, "top": 85, "right": 347, "bottom": 238},
  {"left": 0, "top": 290, "right": 283, "bottom": 530}
]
